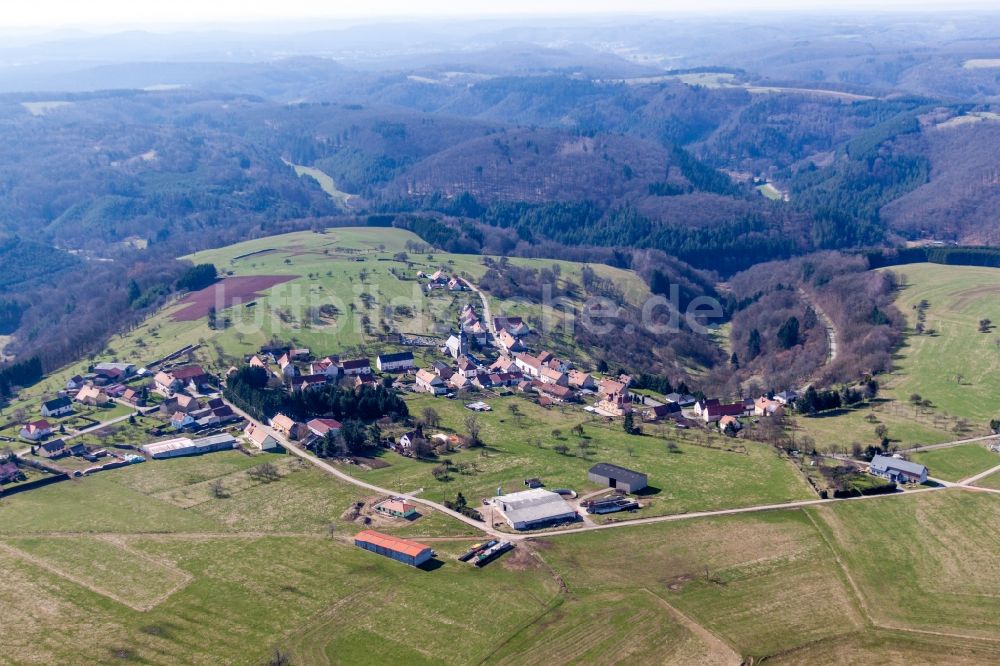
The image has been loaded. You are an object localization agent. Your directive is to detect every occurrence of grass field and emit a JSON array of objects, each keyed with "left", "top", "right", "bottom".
[
  {"left": 282, "top": 159, "right": 354, "bottom": 208},
  {"left": 974, "top": 469, "right": 1000, "bottom": 489},
  {"left": 357, "top": 393, "right": 814, "bottom": 523},
  {"left": 789, "top": 401, "right": 961, "bottom": 453},
  {"left": 0, "top": 449, "right": 538, "bottom": 663},
  {"left": 2, "top": 535, "right": 192, "bottom": 611},
  {"left": 884, "top": 263, "right": 1000, "bottom": 423},
  {"left": 811, "top": 490, "right": 1000, "bottom": 640},
  {"left": 487, "top": 589, "right": 740, "bottom": 665},
  {"left": 535, "top": 509, "right": 865, "bottom": 660},
  {"left": 0, "top": 432, "right": 996, "bottom": 662},
  {"left": 909, "top": 442, "right": 1000, "bottom": 482}
]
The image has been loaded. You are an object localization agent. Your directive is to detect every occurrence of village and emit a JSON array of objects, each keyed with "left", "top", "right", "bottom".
[{"left": 0, "top": 267, "right": 939, "bottom": 572}]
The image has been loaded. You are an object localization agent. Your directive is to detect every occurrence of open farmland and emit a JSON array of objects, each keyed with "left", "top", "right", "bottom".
[
  {"left": 0, "top": 451, "right": 542, "bottom": 663},
  {"left": 882, "top": 263, "right": 1000, "bottom": 423},
  {"left": 810, "top": 490, "right": 1000, "bottom": 640},
  {"left": 359, "top": 393, "right": 814, "bottom": 523},
  {"left": 533, "top": 509, "right": 866, "bottom": 660}
]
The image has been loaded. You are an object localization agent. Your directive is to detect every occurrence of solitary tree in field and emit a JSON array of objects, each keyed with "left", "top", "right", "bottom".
[
  {"left": 421, "top": 407, "right": 441, "bottom": 428},
  {"left": 464, "top": 414, "right": 483, "bottom": 448}
]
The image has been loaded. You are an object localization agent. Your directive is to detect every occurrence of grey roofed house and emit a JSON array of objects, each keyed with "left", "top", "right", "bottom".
[
  {"left": 376, "top": 350, "right": 415, "bottom": 365},
  {"left": 664, "top": 393, "right": 696, "bottom": 406},
  {"left": 41, "top": 395, "right": 74, "bottom": 417},
  {"left": 869, "top": 455, "right": 928, "bottom": 484},
  {"left": 588, "top": 462, "right": 648, "bottom": 493},
  {"left": 774, "top": 390, "right": 798, "bottom": 404}
]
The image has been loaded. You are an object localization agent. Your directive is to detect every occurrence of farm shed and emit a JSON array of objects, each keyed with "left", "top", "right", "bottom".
[
  {"left": 142, "top": 437, "right": 197, "bottom": 459},
  {"left": 588, "top": 463, "right": 648, "bottom": 493},
  {"left": 492, "top": 488, "right": 577, "bottom": 530},
  {"left": 190, "top": 433, "right": 238, "bottom": 454},
  {"left": 354, "top": 530, "right": 433, "bottom": 567},
  {"left": 869, "top": 455, "right": 928, "bottom": 484}
]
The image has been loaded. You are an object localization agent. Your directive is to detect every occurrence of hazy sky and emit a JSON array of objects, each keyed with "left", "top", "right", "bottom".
[{"left": 3, "top": 0, "right": 997, "bottom": 29}]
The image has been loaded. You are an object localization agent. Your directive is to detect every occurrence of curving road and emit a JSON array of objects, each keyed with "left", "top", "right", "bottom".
[
  {"left": 222, "top": 399, "right": 507, "bottom": 538},
  {"left": 222, "top": 398, "right": 992, "bottom": 543}
]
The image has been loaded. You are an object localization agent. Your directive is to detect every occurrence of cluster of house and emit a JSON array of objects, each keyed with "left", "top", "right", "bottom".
[
  {"left": 416, "top": 345, "right": 600, "bottom": 407},
  {"left": 418, "top": 270, "right": 468, "bottom": 293},
  {"left": 493, "top": 313, "right": 531, "bottom": 354},
  {"left": 242, "top": 345, "right": 416, "bottom": 393},
  {"left": 242, "top": 414, "right": 344, "bottom": 452},
  {"left": 165, "top": 395, "right": 240, "bottom": 432},
  {"left": 686, "top": 390, "right": 797, "bottom": 432},
  {"left": 63, "top": 362, "right": 146, "bottom": 404}
]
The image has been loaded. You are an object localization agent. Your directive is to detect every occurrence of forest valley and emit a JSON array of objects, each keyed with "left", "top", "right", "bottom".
[{"left": 2, "top": 50, "right": 1000, "bottom": 397}]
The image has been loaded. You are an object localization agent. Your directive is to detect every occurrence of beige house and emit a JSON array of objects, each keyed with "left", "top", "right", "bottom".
[{"left": 75, "top": 385, "right": 109, "bottom": 406}]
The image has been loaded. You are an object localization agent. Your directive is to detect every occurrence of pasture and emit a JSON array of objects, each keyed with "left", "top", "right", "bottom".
[
  {"left": 885, "top": 263, "right": 1000, "bottom": 423},
  {"left": 908, "top": 442, "right": 1000, "bottom": 482},
  {"left": 810, "top": 489, "right": 1000, "bottom": 640},
  {"left": 533, "top": 509, "right": 865, "bottom": 660},
  {"left": 356, "top": 393, "right": 814, "bottom": 523}
]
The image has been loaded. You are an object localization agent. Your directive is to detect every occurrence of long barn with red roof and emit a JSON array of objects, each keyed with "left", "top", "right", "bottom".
[{"left": 354, "top": 530, "right": 434, "bottom": 567}]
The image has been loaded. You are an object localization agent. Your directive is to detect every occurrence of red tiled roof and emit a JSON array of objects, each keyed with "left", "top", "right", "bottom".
[
  {"left": 308, "top": 418, "right": 342, "bottom": 435},
  {"left": 355, "top": 530, "right": 430, "bottom": 558},
  {"left": 170, "top": 364, "right": 207, "bottom": 380}
]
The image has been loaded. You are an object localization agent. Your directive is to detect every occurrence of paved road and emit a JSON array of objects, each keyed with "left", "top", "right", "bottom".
[{"left": 535, "top": 485, "right": 948, "bottom": 539}]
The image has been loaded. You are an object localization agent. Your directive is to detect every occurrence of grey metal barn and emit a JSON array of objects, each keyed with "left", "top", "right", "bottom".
[{"left": 588, "top": 462, "right": 648, "bottom": 493}]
